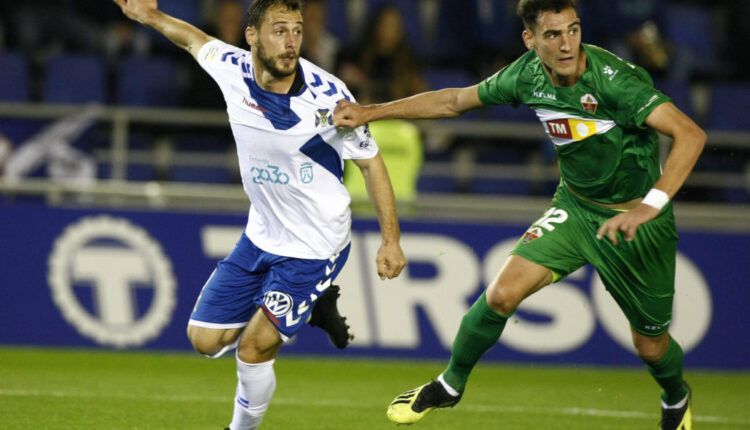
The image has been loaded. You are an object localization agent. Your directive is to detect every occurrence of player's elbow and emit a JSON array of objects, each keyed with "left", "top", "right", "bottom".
[
  {"left": 674, "top": 121, "right": 707, "bottom": 156},
  {"left": 684, "top": 123, "right": 707, "bottom": 154},
  {"left": 693, "top": 126, "right": 707, "bottom": 149}
]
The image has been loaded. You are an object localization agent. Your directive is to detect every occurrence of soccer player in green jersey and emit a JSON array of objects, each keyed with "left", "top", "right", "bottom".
[{"left": 334, "top": 1, "right": 705, "bottom": 429}]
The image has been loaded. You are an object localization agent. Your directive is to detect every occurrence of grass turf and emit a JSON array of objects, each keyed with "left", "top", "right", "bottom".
[{"left": 0, "top": 347, "right": 748, "bottom": 429}]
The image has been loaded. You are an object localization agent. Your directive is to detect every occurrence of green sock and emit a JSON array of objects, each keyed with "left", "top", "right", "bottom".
[
  {"left": 646, "top": 337, "right": 689, "bottom": 405},
  {"left": 442, "top": 292, "right": 509, "bottom": 392}
]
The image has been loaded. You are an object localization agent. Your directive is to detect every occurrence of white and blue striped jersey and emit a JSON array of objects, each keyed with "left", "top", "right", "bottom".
[{"left": 197, "top": 39, "right": 378, "bottom": 259}]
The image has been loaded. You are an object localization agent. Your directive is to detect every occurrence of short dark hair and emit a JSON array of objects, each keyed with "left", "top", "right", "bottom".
[
  {"left": 247, "top": 0, "right": 303, "bottom": 29},
  {"left": 516, "top": 0, "right": 577, "bottom": 30}
]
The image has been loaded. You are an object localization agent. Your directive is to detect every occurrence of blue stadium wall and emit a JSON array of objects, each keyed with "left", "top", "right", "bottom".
[{"left": 1, "top": 202, "right": 747, "bottom": 370}]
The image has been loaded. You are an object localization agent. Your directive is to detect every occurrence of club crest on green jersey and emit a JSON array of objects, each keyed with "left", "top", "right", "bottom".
[
  {"left": 522, "top": 226, "right": 543, "bottom": 243},
  {"left": 581, "top": 94, "right": 598, "bottom": 114}
]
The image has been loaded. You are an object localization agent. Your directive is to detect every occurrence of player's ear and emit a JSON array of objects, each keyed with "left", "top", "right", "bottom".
[
  {"left": 245, "top": 26, "right": 257, "bottom": 47},
  {"left": 522, "top": 29, "right": 535, "bottom": 50}
]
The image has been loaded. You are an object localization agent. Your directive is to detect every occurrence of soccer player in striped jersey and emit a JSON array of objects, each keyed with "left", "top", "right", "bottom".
[
  {"left": 115, "top": 0, "right": 406, "bottom": 429},
  {"left": 334, "top": 1, "right": 704, "bottom": 429}
]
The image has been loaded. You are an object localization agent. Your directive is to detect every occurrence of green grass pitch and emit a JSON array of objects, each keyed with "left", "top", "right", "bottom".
[{"left": 1, "top": 347, "right": 748, "bottom": 429}]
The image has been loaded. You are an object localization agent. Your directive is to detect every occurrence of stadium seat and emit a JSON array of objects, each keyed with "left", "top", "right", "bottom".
[
  {"left": 43, "top": 55, "right": 106, "bottom": 104},
  {"left": 707, "top": 84, "right": 750, "bottom": 131},
  {"left": 416, "top": 176, "right": 457, "bottom": 194},
  {"left": 0, "top": 52, "right": 31, "bottom": 102},
  {"left": 116, "top": 56, "right": 180, "bottom": 107}
]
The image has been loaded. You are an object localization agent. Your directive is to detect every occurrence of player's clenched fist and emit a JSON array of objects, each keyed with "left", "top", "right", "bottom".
[
  {"left": 334, "top": 100, "right": 368, "bottom": 128},
  {"left": 376, "top": 242, "right": 407, "bottom": 280}
]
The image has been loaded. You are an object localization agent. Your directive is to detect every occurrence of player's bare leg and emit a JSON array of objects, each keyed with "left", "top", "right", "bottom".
[
  {"left": 221, "top": 310, "right": 283, "bottom": 430},
  {"left": 186, "top": 284, "right": 353, "bottom": 358},
  {"left": 632, "top": 330, "right": 692, "bottom": 430},
  {"left": 188, "top": 315, "right": 282, "bottom": 430},
  {"left": 387, "top": 256, "right": 553, "bottom": 424}
]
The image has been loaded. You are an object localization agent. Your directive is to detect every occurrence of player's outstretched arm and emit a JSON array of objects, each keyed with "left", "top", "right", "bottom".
[
  {"left": 334, "top": 85, "right": 483, "bottom": 128},
  {"left": 597, "top": 102, "right": 706, "bottom": 244},
  {"left": 352, "top": 154, "right": 406, "bottom": 280},
  {"left": 113, "top": 0, "right": 213, "bottom": 58}
]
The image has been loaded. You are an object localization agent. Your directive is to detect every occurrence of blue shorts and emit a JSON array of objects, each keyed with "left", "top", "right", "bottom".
[{"left": 189, "top": 234, "right": 350, "bottom": 341}]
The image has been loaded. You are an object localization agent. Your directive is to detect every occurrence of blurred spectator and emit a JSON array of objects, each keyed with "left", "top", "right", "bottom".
[
  {"left": 300, "top": 0, "right": 340, "bottom": 72},
  {"left": 584, "top": 0, "right": 672, "bottom": 78},
  {"left": 337, "top": 4, "right": 426, "bottom": 104},
  {"left": 185, "top": 0, "right": 247, "bottom": 109},
  {"left": 204, "top": 0, "right": 246, "bottom": 46}
]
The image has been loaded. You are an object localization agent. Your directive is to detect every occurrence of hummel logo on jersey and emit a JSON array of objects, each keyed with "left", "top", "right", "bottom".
[{"left": 242, "top": 97, "right": 267, "bottom": 113}]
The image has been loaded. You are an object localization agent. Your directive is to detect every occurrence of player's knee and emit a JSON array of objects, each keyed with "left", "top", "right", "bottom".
[
  {"left": 237, "top": 336, "right": 281, "bottom": 363},
  {"left": 485, "top": 285, "right": 520, "bottom": 315},
  {"left": 633, "top": 337, "right": 668, "bottom": 362},
  {"left": 636, "top": 346, "right": 663, "bottom": 363},
  {"left": 189, "top": 336, "right": 224, "bottom": 356},
  {"left": 187, "top": 325, "right": 227, "bottom": 357}
]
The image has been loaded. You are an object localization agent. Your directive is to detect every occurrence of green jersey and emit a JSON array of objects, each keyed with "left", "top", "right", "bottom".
[{"left": 478, "top": 44, "right": 671, "bottom": 204}]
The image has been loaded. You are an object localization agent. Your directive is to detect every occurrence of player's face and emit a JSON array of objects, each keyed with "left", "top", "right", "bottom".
[
  {"left": 522, "top": 7, "right": 583, "bottom": 85},
  {"left": 249, "top": 6, "right": 303, "bottom": 79}
]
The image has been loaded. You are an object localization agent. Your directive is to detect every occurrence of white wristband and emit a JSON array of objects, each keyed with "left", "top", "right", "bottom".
[{"left": 642, "top": 188, "right": 670, "bottom": 210}]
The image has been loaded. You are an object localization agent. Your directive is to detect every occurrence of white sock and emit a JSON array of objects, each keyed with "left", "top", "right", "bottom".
[
  {"left": 662, "top": 393, "right": 689, "bottom": 409},
  {"left": 437, "top": 374, "right": 460, "bottom": 397},
  {"left": 228, "top": 357, "right": 276, "bottom": 430}
]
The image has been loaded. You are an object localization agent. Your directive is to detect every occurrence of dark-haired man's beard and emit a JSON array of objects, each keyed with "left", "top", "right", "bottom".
[{"left": 257, "top": 41, "right": 298, "bottom": 78}]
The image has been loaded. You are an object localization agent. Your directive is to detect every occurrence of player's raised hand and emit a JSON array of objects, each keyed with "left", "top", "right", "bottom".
[
  {"left": 113, "top": 0, "right": 158, "bottom": 24},
  {"left": 596, "top": 204, "right": 660, "bottom": 245},
  {"left": 375, "top": 242, "right": 406, "bottom": 280},
  {"left": 334, "top": 100, "right": 368, "bottom": 128}
]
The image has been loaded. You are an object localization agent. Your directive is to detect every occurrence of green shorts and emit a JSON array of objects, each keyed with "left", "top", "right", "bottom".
[{"left": 511, "top": 185, "right": 679, "bottom": 336}]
